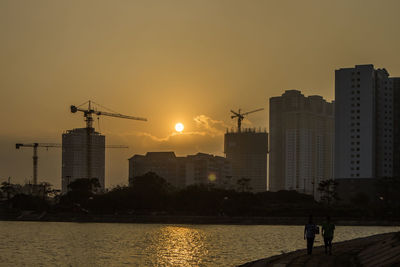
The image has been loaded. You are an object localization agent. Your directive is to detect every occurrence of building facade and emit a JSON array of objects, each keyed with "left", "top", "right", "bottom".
[
  {"left": 335, "top": 64, "right": 395, "bottom": 179},
  {"left": 392, "top": 77, "right": 400, "bottom": 177},
  {"left": 269, "top": 90, "right": 334, "bottom": 197},
  {"left": 128, "top": 152, "right": 185, "bottom": 188},
  {"left": 128, "top": 152, "right": 230, "bottom": 188},
  {"left": 61, "top": 128, "right": 105, "bottom": 193},
  {"left": 224, "top": 129, "right": 268, "bottom": 192},
  {"left": 185, "top": 153, "right": 231, "bottom": 187}
]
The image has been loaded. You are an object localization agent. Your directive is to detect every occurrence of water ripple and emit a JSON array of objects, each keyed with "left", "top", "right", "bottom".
[{"left": 0, "top": 222, "right": 398, "bottom": 266}]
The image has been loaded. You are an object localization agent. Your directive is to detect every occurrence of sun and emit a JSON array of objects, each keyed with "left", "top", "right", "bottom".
[{"left": 175, "top": 122, "right": 184, "bottom": 132}]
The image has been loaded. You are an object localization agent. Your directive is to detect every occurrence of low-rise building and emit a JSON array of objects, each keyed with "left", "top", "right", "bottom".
[{"left": 128, "top": 152, "right": 231, "bottom": 189}]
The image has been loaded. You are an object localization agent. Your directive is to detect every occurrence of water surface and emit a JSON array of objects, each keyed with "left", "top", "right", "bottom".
[{"left": 0, "top": 221, "right": 398, "bottom": 266}]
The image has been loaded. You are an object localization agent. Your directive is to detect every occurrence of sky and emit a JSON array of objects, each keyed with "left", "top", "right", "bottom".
[{"left": 1, "top": 0, "right": 399, "bottom": 188}]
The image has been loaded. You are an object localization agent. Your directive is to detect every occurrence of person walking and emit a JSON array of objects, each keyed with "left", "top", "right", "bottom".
[
  {"left": 304, "top": 215, "right": 318, "bottom": 255},
  {"left": 322, "top": 216, "right": 335, "bottom": 255}
]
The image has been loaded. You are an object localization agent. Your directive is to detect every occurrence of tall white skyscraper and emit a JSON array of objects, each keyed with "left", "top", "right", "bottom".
[
  {"left": 335, "top": 64, "right": 394, "bottom": 179},
  {"left": 269, "top": 90, "right": 334, "bottom": 197},
  {"left": 61, "top": 128, "right": 105, "bottom": 193}
]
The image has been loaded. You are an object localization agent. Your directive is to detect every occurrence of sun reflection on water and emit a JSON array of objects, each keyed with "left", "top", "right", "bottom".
[{"left": 151, "top": 226, "right": 208, "bottom": 266}]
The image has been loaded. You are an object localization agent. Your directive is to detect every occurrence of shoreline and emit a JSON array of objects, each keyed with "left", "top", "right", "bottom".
[
  {"left": 239, "top": 231, "right": 400, "bottom": 267},
  {"left": 1, "top": 213, "right": 400, "bottom": 226}
]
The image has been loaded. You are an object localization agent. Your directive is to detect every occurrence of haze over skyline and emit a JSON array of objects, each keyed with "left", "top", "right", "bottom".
[{"left": 1, "top": 0, "right": 399, "bottom": 188}]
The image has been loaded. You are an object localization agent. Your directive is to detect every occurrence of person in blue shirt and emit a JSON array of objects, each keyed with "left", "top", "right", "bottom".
[{"left": 304, "top": 215, "right": 318, "bottom": 255}]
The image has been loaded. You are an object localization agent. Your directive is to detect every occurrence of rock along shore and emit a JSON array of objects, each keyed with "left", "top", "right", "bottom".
[{"left": 239, "top": 231, "right": 400, "bottom": 267}]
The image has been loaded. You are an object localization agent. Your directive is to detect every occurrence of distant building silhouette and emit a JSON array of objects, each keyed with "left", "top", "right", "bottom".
[
  {"left": 128, "top": 152, "right": 231, "bottom": 188},
  {"left": 393, "top": 78, "right": 400, "bottom": 177},
  {"left": 335, "top": 64, "right": 398, "bottom": 179},
  {"left": 269, "top": 90, "right": 334, "bottom": 198},
  {"left": 224, "top": 128, "right": 268, "bottom": 192},
  {"left": 61, "top": 128, "right": 105, "bottom": 193},
  {"left": 129, "top": 152, "right": 185, "bottom": 188},
  {"left": 185, "top": 153, "right": 231, "bottom": 187}
]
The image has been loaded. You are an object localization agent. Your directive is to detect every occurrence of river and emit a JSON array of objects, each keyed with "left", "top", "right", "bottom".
[{"left": 0, "top": 221, "right": 398, "bottom": 266}]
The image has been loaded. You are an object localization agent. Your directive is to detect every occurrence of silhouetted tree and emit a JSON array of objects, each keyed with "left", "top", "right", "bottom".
[
  {"left": 351, "top": 192, "right": 370, "bottom": 209},
  {"left": 375, "top": 177, "right": 400, "bottom": 217},
  {"left": 67, "top": 178, "right": 100, "bottom": 194},
  {"left": 1, "top": 181, "right": 20, "bottom": 200},
  {"left": 38, "top": 182, "right": 53, "bottom": 200},
  {"left": 61, "top": 178, "right": 101, "bottom": 207},
  {"left": 237, "top": 177, "right": 252, "bottom": 192},
  {"left": 130, "top": 172, "right": 174, "bottom": 210},
  {"left": 317, "top": 179, "right": 338, "bottom": 205},
  {"left": 10, "top": 194, "right": 48, "bottom": 211}
]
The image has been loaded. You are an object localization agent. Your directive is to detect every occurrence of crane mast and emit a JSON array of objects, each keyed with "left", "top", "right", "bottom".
[
  {"left": 15, "top": 143, "right": 61, "bottom": 185},
  {"left": 15, "top": 142, "right": 128, "bottom": 186},
  {"left": 230, "top": 108, "right": 264, "bottom": 132}
]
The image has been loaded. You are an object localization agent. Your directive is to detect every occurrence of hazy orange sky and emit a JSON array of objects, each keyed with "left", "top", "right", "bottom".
[{"left": 1, "top": 0, "right": 399, "bottom": 188}]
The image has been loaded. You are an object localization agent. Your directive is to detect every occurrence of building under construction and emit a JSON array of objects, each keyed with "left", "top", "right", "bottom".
[
  {"left": 224, "top": 128, "right": 268, "bottom": 192},
  {"left": 61, "top": 128, "right": 105, "bottom": 193},
  {"left": 62, "top": 101, "right": 146, "bottom": 193}
]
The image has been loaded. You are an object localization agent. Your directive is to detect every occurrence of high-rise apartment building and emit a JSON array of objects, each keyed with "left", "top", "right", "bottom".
[
  {"left": 392, "top": 77, "right": 400, "bottom": 177},
  {"left": 61, "top": 128, "right": 105, "bottom": 193},
  {"left": 224, "top": 129, "right": 268, "bottom": 192},
  {"left": 269, "top": 90, "right": 334, "bottom": 197},
  {"left": 335, "top": 64, "right": 394, "bottom": 179}
]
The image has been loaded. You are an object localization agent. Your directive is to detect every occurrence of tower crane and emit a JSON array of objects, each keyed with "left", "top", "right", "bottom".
[
  {"left": 70, "top": 100, "right": 147, "bottom": 129},
  {"left": 16, "top": 143, "right": 128, "bottom": 185},
  {"left": 70, "top": 100, "right": 146, "bottom": 180},
  {"left": 15, "top": 143, "right": 61, "bottom": 185},
  {"left": 230, "top": 108, "right": 264, "bottom": 132}
]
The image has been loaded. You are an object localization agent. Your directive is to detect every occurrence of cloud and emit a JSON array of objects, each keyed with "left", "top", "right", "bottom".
[
  {"left": 193, "top": 114, "right": 228, "bottom": 136},
  {"left": 114, "top": 114, "right": 228, "bottom": 157}
]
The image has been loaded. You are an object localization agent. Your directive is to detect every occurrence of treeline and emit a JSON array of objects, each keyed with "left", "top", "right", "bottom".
[
  {"left": 1, "top": 172, "right": 400, "bottom": 219},
  {"left": 57, "top": 172, "right": 321, "bottom": 217}
]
